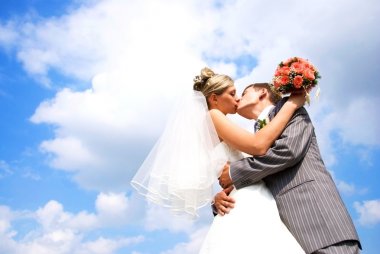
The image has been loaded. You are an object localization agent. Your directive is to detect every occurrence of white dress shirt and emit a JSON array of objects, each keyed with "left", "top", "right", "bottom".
[{"left": 254, "top": 105, "right": 275, "bottom": 132}]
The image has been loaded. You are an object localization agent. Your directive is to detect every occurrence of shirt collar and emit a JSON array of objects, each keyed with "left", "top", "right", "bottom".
[{"left": 257, "top": 105, "right": 275, "bottom": 121}]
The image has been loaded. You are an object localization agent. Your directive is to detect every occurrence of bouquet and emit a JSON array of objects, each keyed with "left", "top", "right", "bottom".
[{"left": 272, "top": 57, "right": 321, "bottom": 103}]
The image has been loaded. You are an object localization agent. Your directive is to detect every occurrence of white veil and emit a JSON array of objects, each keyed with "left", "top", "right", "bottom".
[{"left": 131, "top": 91, "right": 227, "bottom": 218}]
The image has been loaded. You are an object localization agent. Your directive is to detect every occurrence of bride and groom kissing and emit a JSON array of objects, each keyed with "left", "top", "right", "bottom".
[{"left": 132, "top": 64, "right": 361, "bottom": 253}]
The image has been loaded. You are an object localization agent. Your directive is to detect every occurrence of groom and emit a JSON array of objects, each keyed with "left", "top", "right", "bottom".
[{"left": 216, "top": 83, "right": 361, "bottom": 254}]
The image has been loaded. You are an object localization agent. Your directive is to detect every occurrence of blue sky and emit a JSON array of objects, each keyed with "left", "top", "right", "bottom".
[{"left": 0, "top": 0, "right": 379, "bottom": 253}]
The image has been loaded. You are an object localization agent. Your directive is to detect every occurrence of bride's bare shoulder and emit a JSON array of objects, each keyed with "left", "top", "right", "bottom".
[
  {"left": 209, "top": 109, "right": 229, "bottom": 128},
  {"left": 209, "top": 109, "right": 225, "bottom": 119}
]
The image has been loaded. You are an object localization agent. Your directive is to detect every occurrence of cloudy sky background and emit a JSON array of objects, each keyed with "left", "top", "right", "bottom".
[{"left": 0, "top": 0, "right": 379, "bottom": 253}]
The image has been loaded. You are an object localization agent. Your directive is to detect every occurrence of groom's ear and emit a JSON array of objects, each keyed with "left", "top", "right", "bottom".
[{"left": 259, "top": 88, "right": 267, "bottom": 100}]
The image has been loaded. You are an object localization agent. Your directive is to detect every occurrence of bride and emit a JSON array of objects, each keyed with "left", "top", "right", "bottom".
[{"left": 131, "top": 67, "right": 305, "bottom": 253}]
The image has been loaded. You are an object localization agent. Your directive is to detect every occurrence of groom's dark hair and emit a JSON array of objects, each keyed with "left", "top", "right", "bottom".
[{"left": 243, "top": 83, "right": 282, "bottom": 104}]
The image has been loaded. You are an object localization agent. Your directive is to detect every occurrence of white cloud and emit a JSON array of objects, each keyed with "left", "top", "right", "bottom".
[
  {"left": 160, "top": 226, "right": 209, "bottom": 254},
  {"left": 328, "top": 170, "right": 367, "bottom": 197},
  {"left": 39, "top": 136, "right": 101, "bottom": 171},
  {"left": 357, "top": 148, "right": 375, "bottom": 167},
  {"left": 0, "top": 191, "right": 214, "bottom": 253},
  {"left": 337, "top": 180, "right": 356, "bottom": 196},
  {"left": 336, "top": 180, "right": 368, "bottom": 197},
  {"left": 354, "top": 199, "right": 380, "bottom": 226},
  {"left": 305, "top": 95, "right": 380, "bottom": 168},
  {"left": 75, "top": 236, "right": 144, "bottom": 254},
  {"left": 33, "top": 193, "right": 134, "bottom": 233},
  {"left": 95, "top": 192, "right": 129, "bottom": 226},
  {"left": 144, "top": 204, "right": 196, "bottom": 233},
  {"left": 21, "top": 170, "right": 41, "bottom": 181},
  {"left": 0, "top": 193, "right": 145, "bottom": 254},
  {"left": 0, "top": 160, "right": 14, "bottom": 178},
  {"left": 333, "top": 97, "right": 380, "bottom": 147},
  {"left": 0, "top": 21, "right": 19, "bottom": 49},
  {"left": 0, "top": 0, "right": 206, "bottom": 86},
  {"left": 0, "top": 206, "right": 14, "bottom": 234},
  {"left": 17, "top": 0, "right": 210, "bottom": 191}
]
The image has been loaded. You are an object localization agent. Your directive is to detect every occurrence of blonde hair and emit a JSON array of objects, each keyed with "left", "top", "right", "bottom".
[{"left": 193, "top": 67, "right": 234, "bottom": 105}]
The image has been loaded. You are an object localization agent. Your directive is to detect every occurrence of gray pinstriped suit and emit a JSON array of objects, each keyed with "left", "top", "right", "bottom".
[{"left": 230, "top": 98, "right": 361, "bottom": 253}]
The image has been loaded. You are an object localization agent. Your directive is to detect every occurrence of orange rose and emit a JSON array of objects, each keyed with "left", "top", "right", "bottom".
[
  {"left": 291, "top": 62, "right": 304, "bottom": 73},
  {"left": 303, "top": 68, "right": 315, "bottom": 80},
  {"left": 273, "top": 80, "right": 281, "bottom": 88},
  {"left": 279, "top": 66, "right": 291, "bottom": 75},
  {"left": 303, "top": 60, "right": 316, "bottom": 72},
  {"left": 293, "top": 75, "right": 303, "bottom": 88},
  {"left": 280, "top": 76, "right": 289, "bottom": 85}
]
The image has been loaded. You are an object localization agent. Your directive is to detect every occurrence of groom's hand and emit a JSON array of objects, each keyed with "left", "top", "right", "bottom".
[
  {"left": 218, "top": 162, "right": 233, "bottom": 188},
  {"left": 214, "top": 186, "right": 235, "bottom": 216}
]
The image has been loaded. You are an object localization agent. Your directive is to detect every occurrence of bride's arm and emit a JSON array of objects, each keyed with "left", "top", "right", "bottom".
[{"left": 210, "top": 95, "right": 304, "bottom": 156}]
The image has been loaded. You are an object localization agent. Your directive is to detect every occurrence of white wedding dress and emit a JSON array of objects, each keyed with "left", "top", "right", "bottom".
[
  {"left": 131, "top": 91, "right": 304, "bottom": 253},
  {"left": 199, "top": 142, "right": 305, "bottom": 254}
]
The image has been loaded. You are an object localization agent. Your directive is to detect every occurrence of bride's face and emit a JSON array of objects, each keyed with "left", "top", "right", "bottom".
[{"left": 214, "top": 86, "right": 239, "bottom": 114}]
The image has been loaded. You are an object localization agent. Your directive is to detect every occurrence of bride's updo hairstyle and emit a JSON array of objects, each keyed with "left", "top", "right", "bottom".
[{"left": 193, "top": 67, "right": 234, "bottom": 107}]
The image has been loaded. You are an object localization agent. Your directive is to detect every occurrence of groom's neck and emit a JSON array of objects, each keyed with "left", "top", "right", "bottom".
[{"left": 253, "top": 100, "right": 274, "bottom": 120}]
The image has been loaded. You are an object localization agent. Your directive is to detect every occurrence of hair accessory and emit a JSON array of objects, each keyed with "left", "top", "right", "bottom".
[{"left": 193, "top": 75, "right": 202, "bottom": 83}]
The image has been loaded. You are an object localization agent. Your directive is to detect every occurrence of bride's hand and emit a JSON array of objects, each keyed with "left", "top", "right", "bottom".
[
  {"left": 286, "top": 91, "right": 307, "bottom": 109},
  {"left": 213, "top": 186, "right": 235, "bottom": 216}
]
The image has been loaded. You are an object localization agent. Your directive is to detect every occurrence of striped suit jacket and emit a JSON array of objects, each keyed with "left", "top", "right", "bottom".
[{"left": 230, "top": 98, "right": 361, "bottom": 253}]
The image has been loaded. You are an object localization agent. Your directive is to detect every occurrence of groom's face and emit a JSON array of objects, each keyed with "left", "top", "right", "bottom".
[{"left": 237, "top": 87, "right": 261, "bottom": 119}]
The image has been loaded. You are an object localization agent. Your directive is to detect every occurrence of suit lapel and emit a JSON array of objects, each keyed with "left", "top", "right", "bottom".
[
  {"left": 268, "top": 107, "right": 276, "bottom": 121},
  {"left": 268, "top": 97, "right": 288, "bottom": 121}
]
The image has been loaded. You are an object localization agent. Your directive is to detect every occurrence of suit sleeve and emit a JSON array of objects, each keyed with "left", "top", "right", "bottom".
[{"left": 230, "top": 107, "right": 313, "bottom": 189}]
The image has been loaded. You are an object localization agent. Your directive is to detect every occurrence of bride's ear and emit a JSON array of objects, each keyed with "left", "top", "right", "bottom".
[{"left": 210, "top": 93, "right": 218, "bottom": 106}]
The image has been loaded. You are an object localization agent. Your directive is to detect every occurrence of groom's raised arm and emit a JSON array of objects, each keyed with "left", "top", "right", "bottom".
[{"left": 230, "top": 107, "right": 313, "bottom": 189}]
